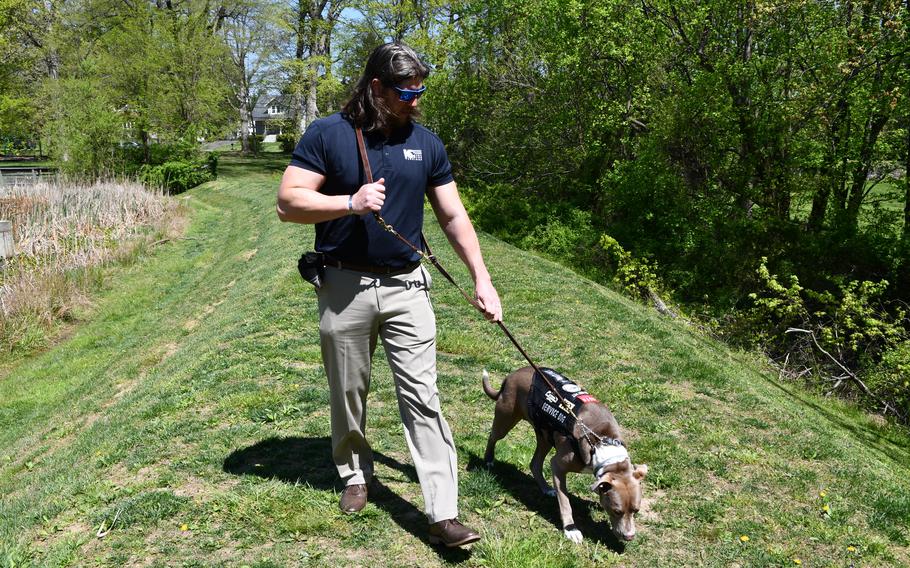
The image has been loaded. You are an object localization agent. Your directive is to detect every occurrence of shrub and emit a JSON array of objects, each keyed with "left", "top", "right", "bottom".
[
  {"left": 737, "top": 258, "right": 908, "bottom": 419},
  {"left": 741, "top": 258, "right": 809, "bottom": 349},
  {"left": 205, "top": 152, "right": 218, "bottom": 178},
  {"left": 277, "top": 132, "right": 298, "bottom": 153},
  {"left": 249, "top": 134, "right": 264, "bottom": 154},
  {"left": 744, "top": 259, "right": 906, "bottom": 363},
  {"left": 598, "top": 234, "right": 662, "bottom": 301},
  {"left": 147, "top": 137, "right": 201, "bottom": 165},
  {"left": 0, "top": 137, "right": 36, "bottom": 157},
  {"left": 866, "top": 342, "right": 910, "bottom": 419},
  {"left": 807, "top": 279, "right": 906, "bottom": 362},
  {"left": 521, "top": 209, "right": 595, "bottom": 257},
  {"left": 140, "top": 159, "right": 215, "bottom": 194},
  {"left": 460, "top": 182, "right": 544, "bottom": 243},
  {"left": 519, "top": 208, "right": 608, "bottom": 281},
  {"left": 84, "top": 137, "right": 212, "bottom": 179}
]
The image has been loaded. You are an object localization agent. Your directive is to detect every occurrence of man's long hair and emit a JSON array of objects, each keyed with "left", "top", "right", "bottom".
[{"left": 342, "top": 42, "right": 430, "bottom": 132}]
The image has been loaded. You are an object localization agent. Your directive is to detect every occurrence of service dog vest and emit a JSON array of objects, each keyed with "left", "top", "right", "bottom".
[{"left": 527, "top": 368, "right": 599, "bottom": 439}]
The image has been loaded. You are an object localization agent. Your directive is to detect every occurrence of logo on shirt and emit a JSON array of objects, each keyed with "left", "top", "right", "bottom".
[{"left": 403, "top": 149, "right": 423, "bottom": 161}]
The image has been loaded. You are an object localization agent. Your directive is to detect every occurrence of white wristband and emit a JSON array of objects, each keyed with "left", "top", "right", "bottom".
[{"left": 347, "top": 195, "right": 354, "bottom": 214}]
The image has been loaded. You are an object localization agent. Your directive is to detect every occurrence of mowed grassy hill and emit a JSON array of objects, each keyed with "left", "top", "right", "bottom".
[{"left": 1, "top": 154, "right": 908, "bottom": 567}]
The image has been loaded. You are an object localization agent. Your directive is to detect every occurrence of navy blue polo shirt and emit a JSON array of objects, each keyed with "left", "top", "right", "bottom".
[{"left": 289, "top": 112, "right": 454, "bottom": 267}]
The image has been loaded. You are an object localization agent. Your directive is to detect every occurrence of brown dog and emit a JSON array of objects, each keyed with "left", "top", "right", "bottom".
[{"left": 482, "top": 366, "right": 648, "bottom": 543}]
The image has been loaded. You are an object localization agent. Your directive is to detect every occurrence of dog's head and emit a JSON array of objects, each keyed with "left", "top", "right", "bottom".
[{"left": 591, "top": 461, "right": 648, "bottom": 542}]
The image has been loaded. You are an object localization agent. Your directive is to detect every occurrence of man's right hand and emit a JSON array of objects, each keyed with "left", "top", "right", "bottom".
[{"left": 351, "top": 177, "right": 385, "bottom": 214}]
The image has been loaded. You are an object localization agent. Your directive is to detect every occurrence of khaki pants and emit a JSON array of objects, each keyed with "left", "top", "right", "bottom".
[{"left": 317, "top": 264, "right": 459, "bottom": 523}]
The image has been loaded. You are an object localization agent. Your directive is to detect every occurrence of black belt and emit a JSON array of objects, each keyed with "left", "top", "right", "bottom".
[{"left": 324, "top": 256, "right": 420, "bottom": 276}]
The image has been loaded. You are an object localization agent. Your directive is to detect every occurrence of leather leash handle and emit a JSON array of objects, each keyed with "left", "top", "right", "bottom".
[{"left": 355, "top": 128, "right": 373, "bottom": 184}]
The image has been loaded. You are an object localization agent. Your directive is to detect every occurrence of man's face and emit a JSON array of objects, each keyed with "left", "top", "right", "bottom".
[{"left": 372, "top": 77, "right": 424, "bottom": 127}]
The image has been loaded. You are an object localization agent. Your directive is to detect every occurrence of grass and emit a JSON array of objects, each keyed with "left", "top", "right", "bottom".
[{"left": 1, "top": 153, "right": 908, "bottom": 566}]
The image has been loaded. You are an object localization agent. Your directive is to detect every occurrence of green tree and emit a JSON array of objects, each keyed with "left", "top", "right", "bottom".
[
  {"left": 220, "top": 0, "right": 285, "bottom": 153},
  {"left": 15, "top": 0, "right": 238, "bottom": 174},
  {"left": 282, "top": 0, "right": 347, "bottom": 132},
  {"left": 41, "top": 77, "right": 122, "bottom": 177}
]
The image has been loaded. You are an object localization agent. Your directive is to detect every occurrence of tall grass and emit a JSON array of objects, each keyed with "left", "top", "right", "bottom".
[{"left": 0, "top": 178, "right": 179, "bottom": 353}]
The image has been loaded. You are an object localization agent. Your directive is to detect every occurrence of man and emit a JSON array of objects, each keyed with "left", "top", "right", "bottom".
[{"left": 276, "top": 42, "right": 502, "bottom": 548}]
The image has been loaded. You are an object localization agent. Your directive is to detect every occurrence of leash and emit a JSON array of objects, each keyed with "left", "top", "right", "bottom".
[{"left": 355, "top": 127, "right": 605, "bottom": 451}]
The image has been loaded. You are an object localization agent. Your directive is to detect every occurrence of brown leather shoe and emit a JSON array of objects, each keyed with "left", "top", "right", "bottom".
[
  {"left": 339, "top": 484, "right": 367, "bottom": 514},
  {"left": 428, "top": 518, "right": 481, "bottom": 547}
]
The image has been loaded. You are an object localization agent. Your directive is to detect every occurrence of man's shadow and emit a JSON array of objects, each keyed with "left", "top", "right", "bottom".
[
  {"left": 464, "top": 452, "right": 625, "bottom": 552},
  {"left": 223, "top": 436, "right": 471, "bottom": 562}
]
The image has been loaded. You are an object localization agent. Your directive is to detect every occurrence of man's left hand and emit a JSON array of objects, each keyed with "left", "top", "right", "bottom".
[{"left": 474, "top": 279, "right": 502, "bottom": 322}]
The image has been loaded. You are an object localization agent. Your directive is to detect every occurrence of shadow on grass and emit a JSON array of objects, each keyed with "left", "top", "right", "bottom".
[
  {"left": 223, "top": 436, "right": 337, "bottom": 488},
  {"left": 765, "top": 377, "right": 910, "bottom": 465},
  {"left": 223, "top": 436, "right": 473, "bottom": 563},
  {"left": 464, "top": 452, "right": 626, "bottom": 554}
]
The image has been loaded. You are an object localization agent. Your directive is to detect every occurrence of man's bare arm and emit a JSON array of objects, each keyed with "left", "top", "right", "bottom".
[
  {"left": 428, "top": 181, "right": 502, "bottom": 322},
  {"left": 277, "top": 165, "right": 386, "bottom": 224}
]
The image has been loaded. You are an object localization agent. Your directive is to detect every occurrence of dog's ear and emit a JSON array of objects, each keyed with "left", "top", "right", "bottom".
[
  {"left": 591, "top": 473, "right": 614, "bottom": 493},
  {"left": 633, "top": 464, "right": 649, "bottom": 480}
]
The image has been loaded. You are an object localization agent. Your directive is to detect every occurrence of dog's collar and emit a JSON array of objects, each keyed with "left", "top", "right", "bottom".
[{"left": 591, "top": 441, "right": 630, "bottom": 478}]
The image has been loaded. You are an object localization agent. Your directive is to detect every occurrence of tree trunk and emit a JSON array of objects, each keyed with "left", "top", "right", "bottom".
[
  {"left": 302, "top": 31, "right": 320, "bottom": 128},
  {"left": 831, "top": 112, "right": 853, "bottom": 230},
  {"left": 808, "top": 185, "right": 830, "bottom": 232},
  {"left": 240, "top": 105, "right": 251, "bottom": 153},
  {"left": 45, "top": 51, "right": 59, "bottom": 79},
  {"left": 808, "top": 98, "right": 849, "bottom": 232},
  {"left": 295, "top": 1, "right": 345, "bottom": 132},
  {"left": 141, "top": 129, "right": 150, "bottom": 164},
  {"left": 842, "top": 111, "right": 889, "bottom": 234},
  {"left": 306, "top": 72, "right": 318, "bottom": 127}
]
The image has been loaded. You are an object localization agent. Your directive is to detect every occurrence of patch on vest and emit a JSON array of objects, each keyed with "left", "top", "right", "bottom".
[
  {"left": 527, "top": 368, "right": 599, "bottom": 438},
  {"left": 403, "top": 149, "right": 423, "bottom": 161}
]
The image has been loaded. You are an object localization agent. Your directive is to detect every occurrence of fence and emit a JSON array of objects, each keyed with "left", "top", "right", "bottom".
[{"left": 0, "top": 167, "right": 57, "bottom": 187}]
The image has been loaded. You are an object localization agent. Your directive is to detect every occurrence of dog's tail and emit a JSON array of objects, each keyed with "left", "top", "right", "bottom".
[{"left": 482, "top": 369, "right": 501, "bottom": 400}]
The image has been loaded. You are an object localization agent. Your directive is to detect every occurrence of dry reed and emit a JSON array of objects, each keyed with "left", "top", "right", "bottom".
[{"left": 0, "top": 178, "right": 179, "bottom": 352}]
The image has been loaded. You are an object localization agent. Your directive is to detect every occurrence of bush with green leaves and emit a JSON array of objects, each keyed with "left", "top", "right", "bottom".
[
  {"left": 867, "top": 342, "right": 910, "bottom": 419},
  {"left": 249, "top": 134, "right": 264, "bottom": 154},
  {"left": 519, "top": 208, "right": 602, "bottom": 277},
  {"left": 0, "top": 137, "right": 35, "bottom": 157},
  {"left": 205, "top": 152, "right": 218, "bottom": 177},
  {"left": 738, "top": 258, "right": 908, "bottom": 418},
  {"left": 147, "top": 137, "right": 202, "bottom": 165},
  {"left": 139, "top": 158, "right": 215, "bottom": 194},
  {"left": 597, "top": 234, "right": 662, "bottom": 302},
  {"left": 277, "top": 132, "right": 297, "bottom": 153}
]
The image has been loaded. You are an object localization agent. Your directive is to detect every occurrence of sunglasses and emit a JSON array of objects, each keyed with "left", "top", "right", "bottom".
[{"left": 392, "top": 85, "right": 427, "bottom": 102}]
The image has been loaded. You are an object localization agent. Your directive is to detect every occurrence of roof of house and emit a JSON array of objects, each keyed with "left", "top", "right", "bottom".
[{"left": 252, "top": 95, "right": 295, "bottom": 121}]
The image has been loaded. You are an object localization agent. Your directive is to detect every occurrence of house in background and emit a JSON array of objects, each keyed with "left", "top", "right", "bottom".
[{"left": 252, "top": 95, "right": 295, "bottom": 142}]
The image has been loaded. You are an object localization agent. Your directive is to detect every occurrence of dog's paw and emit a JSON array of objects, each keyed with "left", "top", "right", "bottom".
[
  {"left": 543, "top": 488, "right": 556, "bottom": 497},
  {"left": 563, "top": 527, "right": 584, "bottom": 543}
]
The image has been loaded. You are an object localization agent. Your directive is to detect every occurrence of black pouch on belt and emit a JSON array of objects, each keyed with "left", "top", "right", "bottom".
[{"left": 297, "top": 251, "right": 324, "bottom": 289}]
